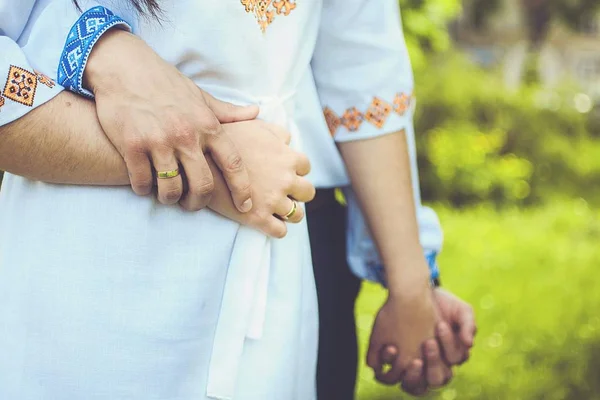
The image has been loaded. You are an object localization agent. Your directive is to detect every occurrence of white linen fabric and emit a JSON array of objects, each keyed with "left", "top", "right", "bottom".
[{"left": 0, "top": 0, "right": 441, "bottom": 399}]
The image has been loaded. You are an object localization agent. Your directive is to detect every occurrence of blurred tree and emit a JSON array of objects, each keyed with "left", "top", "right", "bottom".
[
  {"left": 398, "top": 0, "right": 461, "bottom": 68},
  {"left": 551, "top": 0, "right": 600, "bottom": 31},
  {"left": 468, "top": 0, "right": 502, "bottom": 31}
]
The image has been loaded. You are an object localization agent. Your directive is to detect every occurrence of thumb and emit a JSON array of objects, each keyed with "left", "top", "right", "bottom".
[{"left": 203, "top": 92, "right": 259, "bottom": 123}]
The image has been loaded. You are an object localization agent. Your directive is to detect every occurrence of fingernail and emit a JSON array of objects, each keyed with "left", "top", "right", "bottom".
[{"left": 240, "top": 199, "right": 253, "bottom": 212}]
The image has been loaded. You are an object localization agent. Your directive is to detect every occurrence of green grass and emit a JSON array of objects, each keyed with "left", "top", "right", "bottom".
[{"left": 356, "top": 200, "right": 600, "bottom": 400}]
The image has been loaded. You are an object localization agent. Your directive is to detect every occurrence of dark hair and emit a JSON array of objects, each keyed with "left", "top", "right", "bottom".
[{"left": 73, "top": 1, "right": 161, "bottom": 18}]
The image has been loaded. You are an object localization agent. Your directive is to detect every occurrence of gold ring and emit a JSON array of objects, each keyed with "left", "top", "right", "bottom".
[
  {"left": 157, "top": 168, "right": 180, "bottom": 179},
  {"left": 282, "top": 200, "right": 298, "bottom": 221}
]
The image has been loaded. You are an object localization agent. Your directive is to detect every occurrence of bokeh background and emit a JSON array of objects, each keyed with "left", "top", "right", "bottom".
[
  {"left": 1, "top": 1, "right": 599, "bottom": 399},
  {"left": 356, "top": 0, "right": 600, "bottom": 399}
]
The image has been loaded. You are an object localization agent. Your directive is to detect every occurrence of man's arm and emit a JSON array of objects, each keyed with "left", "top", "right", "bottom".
[
  {"left": 0, "top": 91, "right": 315, "bottom": 238},
  {"left": 0, "top": 91, "right": 129, "bottom": 184}
]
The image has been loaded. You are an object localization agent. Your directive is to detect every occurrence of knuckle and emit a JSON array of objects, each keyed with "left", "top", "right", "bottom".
[
  {"left": 189, "top": 178, "right": 215, "bottom": 196},
  {"left": 224, "top": 153, "right": 244, "bottom": 174},
  {"left": 133, "top": 179, "right": 153, "bottom": 195},
  {"left": 170, "top": 123, "right": 197, "bottom": 147},
  {"left": 162, "top": 187, "right": 182, "bottom": 203},
  {"left": 200, "top": 116, "right": 221, "bottom": 137}
]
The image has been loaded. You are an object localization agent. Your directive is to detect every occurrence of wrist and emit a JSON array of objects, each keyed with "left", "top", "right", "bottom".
[
  {"left": 58, "top": 6, "right": 131, "bottom": 97},
  {"left": 83, "top": 28, "right": 136, "bottom": 95},
  {"left": 386, "top": 260, "right": 431, "bottom": 300}
]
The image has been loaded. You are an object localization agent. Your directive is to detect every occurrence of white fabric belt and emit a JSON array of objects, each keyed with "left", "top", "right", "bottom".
[{"left": 206, "top": 94, "right": 296, "bottom": 400}]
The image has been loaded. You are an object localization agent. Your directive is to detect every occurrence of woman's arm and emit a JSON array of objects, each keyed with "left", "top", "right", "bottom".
[{"left": 338, "top": 132, "right": 437, "bottom": 381}]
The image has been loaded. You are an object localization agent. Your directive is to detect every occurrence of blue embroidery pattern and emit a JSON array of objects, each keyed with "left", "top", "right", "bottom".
[
  {"left": 426, "top": 251, "right": 440, "bottom": 280},
  {"left": 58, "top": 6, "right": 131, "bottom": 98}
]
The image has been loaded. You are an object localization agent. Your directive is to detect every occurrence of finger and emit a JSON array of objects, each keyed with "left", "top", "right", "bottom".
[
  {"left": 381, "top": 345, "right": 398, "bottom": 366},
  {"left": 366, "top": 342, "right": 382, "bottom": 371},
  {"left": 261, "top": 216, "right": 288, "bottom": 239},
  {"left": 424, "top": 340, "right": 449, "bottom": 389},
  {"left": 377, "top": 354, "right": 410, "bottom": 385},
  {"left": 178, "top": 152, "right": 214, "bottom": 211},
  {"left": 401, "top": 359, "right": 428, "bottom": 397},
  {"left": 459, "top": 348, "right": 471, "bottom": 365},
  {"left": 437, "top": 321, "right": 465, "bottom": 366},
  {"left": 124, "top": 151, "right": 154, "bottom": 196},
  {"left": 265, "top": 123, "right": 292, "bottom": 145},
  {"left": 295, "top": 152, "right": 311, "bottom": 176},
  {"left": 202, "top": 92, "right": 259, "bottom": 123},
  {"left": 206, "top": 126, "right": 253, "bottom": 213},
  {"left": 443, "top": 369, "right": 454, "bottom": 387},
  {"left": 151, "top": 151, "right": 183, "bottom": 205},
  {"left": 275, "top": 198, "right": 304, "bottom": 224},
  {"left": 458, "top": 307, "right": 477, "bottom": 347},
  {"left": 289, "top": 177, "right": 316, "bottom": 203}
]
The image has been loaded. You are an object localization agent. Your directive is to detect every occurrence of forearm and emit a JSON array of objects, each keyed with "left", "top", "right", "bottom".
[
  {"left": 338, "top": 131, "right": 430, "bottom": 296},
  {"left": 0, "top": 91, "right": 129, "bottom": 185}
]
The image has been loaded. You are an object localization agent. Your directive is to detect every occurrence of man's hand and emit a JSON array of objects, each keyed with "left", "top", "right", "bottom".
[
  {"left": 367, "top": 275, "right": 437, "bottom": 385},
  {"left": 204, "top": 120, "right": 315, "bottom": 238},
  {"left": 385, "top": 288, "right": 477, "bottom": 396},
  {"left": 84, "top": 29, "right": 258, "bottom": 212}
]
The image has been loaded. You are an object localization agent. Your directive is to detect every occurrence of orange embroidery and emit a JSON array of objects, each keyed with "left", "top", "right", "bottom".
[
  {"left": 323, "top": 107, "right": 341, "bottom": 137},
  {"left": 324, "top": 92, "right": 414, "bottom": 136},
  {"left": 364, "top": 97, "right": 392, "bottom": 129},
  {"left": 3, "top": 65, "right": 37, "bottom": 107},
  {"left": 341, "top": 107, "right": 364, "bottom": 132},
  {"left": 273, "top": 0, "right": 296, "bottom": 15},
  {"left": 393, "top": 92, "right": 411, "bottom": 116},
  {"left": 34, "top": 70, "right": 56, "bottom": 89},
  {"left": 241, "top": 0, "right": 297, "bottom": 32},
  {"left": 0, "top": 96, "right": 4, "bottom": 111}
]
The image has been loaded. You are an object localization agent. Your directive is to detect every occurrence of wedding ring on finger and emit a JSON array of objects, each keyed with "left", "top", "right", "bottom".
[
  {"left": 157, "top": 168, "right": 180, "bottom": 179},
  {"left": 282, "top": 200, "right": 298, "bottom": 221}
]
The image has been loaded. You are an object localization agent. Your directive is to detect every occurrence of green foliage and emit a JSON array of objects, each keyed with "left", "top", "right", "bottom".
[
  {"left": 398, "top": 0, "right": 461, "bottom": 69},
  {"left": 412, "top": 52, "right": 600, "bottom": 207},
  {"left": 550, "top": 0, "right": 600, "bottom": 30},
  {"left": 357, "top": 202, "right": 600, "bottom": 399}
]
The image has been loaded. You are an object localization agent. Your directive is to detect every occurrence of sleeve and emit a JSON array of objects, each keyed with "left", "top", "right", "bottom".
[
  {"left": 0, "top": 0, "right": 131, "bottom": 127},
  {"left": 0, "top": 0, "right": 62, "bottom": 127},
  {"left": 311, "top": 0, "right": 414, "bottom": 142}
]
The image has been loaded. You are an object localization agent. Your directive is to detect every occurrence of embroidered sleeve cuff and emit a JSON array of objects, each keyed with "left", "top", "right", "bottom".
[
  {"left": 58, "top": 6, "right": 131, "bottom": 98},
  {"left": 323, "top": 91, "right": 415, "bottom": 142},
  {"left": 0, "top": 38, "right": 62, "bottom": 127}
]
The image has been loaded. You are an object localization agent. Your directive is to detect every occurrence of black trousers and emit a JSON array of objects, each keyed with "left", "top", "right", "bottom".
[{"left": 307, "top": 189, "right": 362, "bottom": 400}]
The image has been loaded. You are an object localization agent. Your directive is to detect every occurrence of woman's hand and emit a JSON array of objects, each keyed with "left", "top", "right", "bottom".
[
  {"left": 204, "top": 120, "right": 315, "bottom": 238},
  {"left": 367, "top": 272, "right": 437, "bottom": 385},
  {"left": 84, "top": 29, "right": 258, "bottom": 212},
  {"left": 379, "top": 288, "right": 477, "bottom": 396}
]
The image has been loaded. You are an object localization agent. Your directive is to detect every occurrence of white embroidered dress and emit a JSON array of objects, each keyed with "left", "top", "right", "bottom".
[{"left": 0, "top": 0, "right": 433, "bottom": 399}]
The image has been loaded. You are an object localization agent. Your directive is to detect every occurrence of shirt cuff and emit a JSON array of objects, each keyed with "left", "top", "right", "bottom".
[
  {"left": 0, "top": 37, "right": 62, "bottom": 127},
  {"left": 323, "top": 90, "right": 415, "bottom": 142},
  {"left": 58, "top": 5, "right": 131, "bottom": 98}
]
